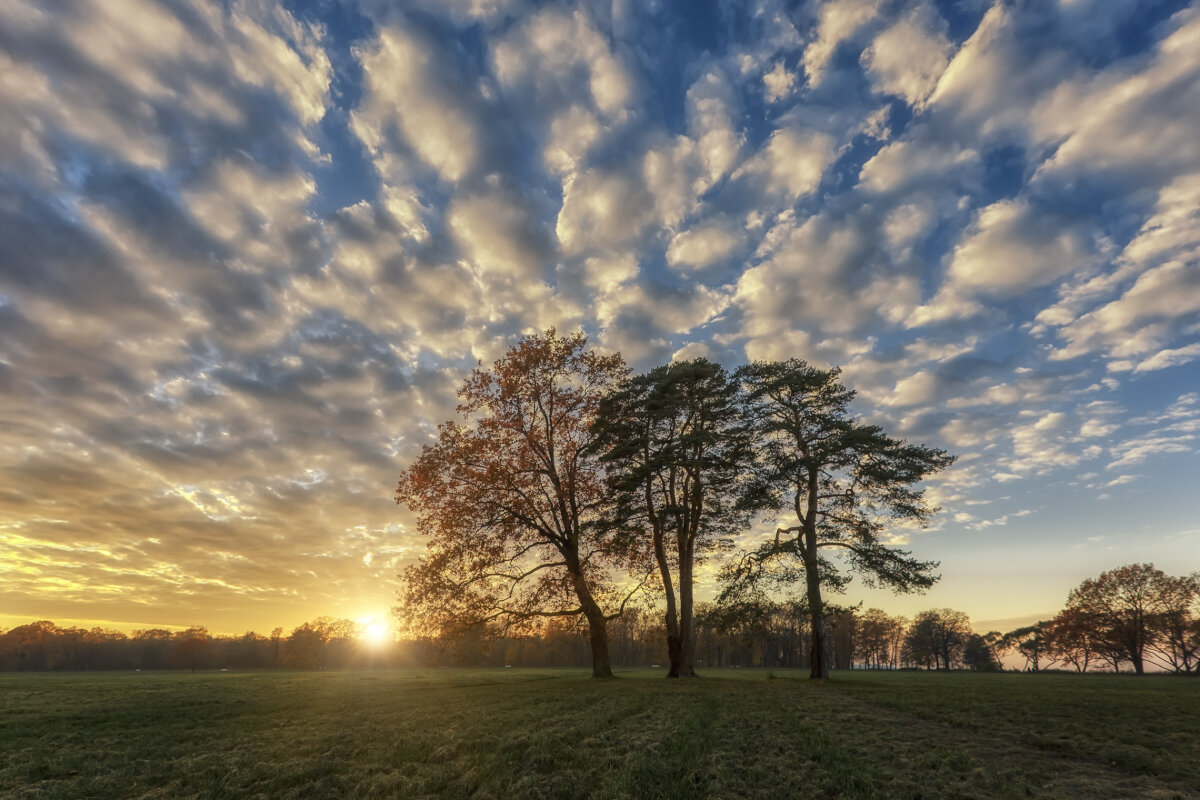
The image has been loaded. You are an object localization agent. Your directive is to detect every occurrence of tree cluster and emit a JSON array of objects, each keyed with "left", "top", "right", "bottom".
[
  {"left": 1000, "top": 563, "right": 1199, "bottom": 675},
  {"left": 395, "top": 331, "right": 953, "bottom": 679}
]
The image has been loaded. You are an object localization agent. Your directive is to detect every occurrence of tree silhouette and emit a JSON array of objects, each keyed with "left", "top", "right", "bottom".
[
  {"left": 394, "top": 330, "right": 640, "bottom": 678},
  {"left": 724, "top": 360, "right": 953, "bottom": 679},
  {"left": 593, "top": 359, "right": 757, "bottom": 677}
]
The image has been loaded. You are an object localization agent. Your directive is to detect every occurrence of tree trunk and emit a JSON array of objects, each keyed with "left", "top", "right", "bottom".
[
  {"left": 677, "top": 547, "right": 697, "bottom": 678},
  {"left": 804, "top": 536, "right": 828, "bottom": 679},
  {"left": 666, "top": 634, "right": 682, "bottom": 677},
  {"left": 652, "top": 518, "right": 683, "bottom": 677},
  {"left": 585, "top": 611, "right": 613, "bottom": 678},
  {"left": 568, "top": 557, "right": 614, "bottom": 678}
]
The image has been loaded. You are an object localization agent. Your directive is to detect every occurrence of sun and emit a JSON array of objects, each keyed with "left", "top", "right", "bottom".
[{"left": 361, "top": 620, "right": 391, "bottom": 647}]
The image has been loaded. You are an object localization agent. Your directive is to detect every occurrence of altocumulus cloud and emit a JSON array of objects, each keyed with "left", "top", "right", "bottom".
[{"left": 1, "top": 0, "right": 1198, "bottom": 632}]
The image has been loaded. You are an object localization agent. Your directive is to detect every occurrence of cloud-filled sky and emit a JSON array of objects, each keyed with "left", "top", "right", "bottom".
[{"left": 2, "top": 0, "right": 1198, "bottom": 635}]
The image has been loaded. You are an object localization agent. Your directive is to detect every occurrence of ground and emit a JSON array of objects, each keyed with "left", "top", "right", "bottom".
[{"left": 1, "top": 669, "right": 1197, "bottom": 799}]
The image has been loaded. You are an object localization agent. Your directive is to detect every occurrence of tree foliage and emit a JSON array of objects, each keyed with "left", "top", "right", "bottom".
[
  {"left": 593, "top": 359, "right": 757, "bottom": 677},
  {"left": 1063, "top": 563, "right": 1198, "bottom": 675},
  {"left": 722, "top": 359, "right": 954, "bottom": 678},
  {"left": 904, "top": 608, "right": 972, "bottom": 670},
  {"left": 394, "top": 330, "right": 639, "bottom": 678}
]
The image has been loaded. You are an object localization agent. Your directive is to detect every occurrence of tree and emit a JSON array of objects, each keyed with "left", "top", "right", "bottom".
[
  {"left": 593, "top": 359, "right": 757, "bottom": 677},
  {"left": 1000, "top": 623, "right": 1055, "bottom": 672},
  {"left": 905, "top": 608, "right": 972, "bottom": 670},
  {"left": 724, "top": 360, "right": 953, "bottom": 679},
  {"left": 962, "top": 631, "right": 1003, "bottom": 672},
  {"left": 1065, "top": 563, "right": 1166, "bottom": 676},
  {"left": 170, "top": 627, "right": 213, "bottom": 672},
  {"left": 1151, "top": 572, "right": 1200, "bottom": 675},
  {"left": 395, "top": 330, "right": 640, "bottom": 678},
  {"left": 1044, "top": 606, "right": 1098, "bottom": 673},
  {"left": 856, "top": 608, "right": 908, "bottom": 669}
]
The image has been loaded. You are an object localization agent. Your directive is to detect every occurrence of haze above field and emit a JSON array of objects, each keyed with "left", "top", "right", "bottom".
[{"left": 2, "top": 0, "right": 1198, "bottom": 636}]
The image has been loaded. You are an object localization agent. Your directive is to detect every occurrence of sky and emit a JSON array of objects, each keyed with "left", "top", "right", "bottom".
[{"left": 1, "top": 0, "right": 1198, "bottom": 637}]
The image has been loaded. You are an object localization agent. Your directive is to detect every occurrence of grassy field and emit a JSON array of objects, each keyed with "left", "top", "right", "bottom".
[{"left": 1, "top": 669, "right": 1197, "bottom": 799}]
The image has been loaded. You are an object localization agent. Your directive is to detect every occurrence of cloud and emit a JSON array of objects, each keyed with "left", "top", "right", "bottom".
[
  {"left": 909, "top": 198, "right": 1100, "bottom": 326},
  {"left": 763, "top": 61, "right": 797, "bottom": 103},
  {"left": 352, "top": 25, "right": 484, "bottom": 184},
  {"left": 803, "top": 0, "right": 882, "bottom": 88},
  {"left": 556, "top": 166, "right": 654, "bottom": 256},
  {"left": 858, "top": 137, "right": 978, "bottom": 195},
  {"left": 492, "top": 6, "right": 634, "bottom": 121},
  {"left": 861, "top": 4, "right": 953, "bottom": 108},
  {"left": 666, "top": 218, "right": 744, "bottom": 272},
  {"left": 734, "top": 127, "right": 835, "bottom": 199},
  {"left": 447, "top": 184, "right": 549, "bottom": 280},
  {"left": 1031, "top": 7, "right": 1200, "bottom": 188}
]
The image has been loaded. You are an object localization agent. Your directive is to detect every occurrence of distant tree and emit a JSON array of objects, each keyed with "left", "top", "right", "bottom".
[
  {"left": 1000, "top": 623, "right": 1055, "bottom": 672},
  {"left": 723, "top": 360, "right": 953, "bottom": 679},
  {"left": 285, "top": 622, "right": 327, "bottom": 669},
  {"left": 593, "top": 359, "right": 757, "bottom": 677},
  {"left": 905, "top": 609, "right": 972, "bottom": 670},
  {"left": 962, "top": 631, "right": 1003, "bottom": 672},
  {"left": 1151, "top": 572, "right": 1200, "bottom": 675},
  {"left": 1066, "top": 564, "right": 1167, "bottom": 676},
  {"left": 0, "top": 621, "right": 62, "bottom": 670},
  {"left": 1044, "top": 607, "right": 1098, "bottom": 673},
  {"left": 395, "top": 330, "right": 641, "bottom": 678},
  {"left": 170, "top": 627, "right": 213, "bottom": 672},
  {"left": 857, "top": 608, "right": 908, "bottom": 669}
]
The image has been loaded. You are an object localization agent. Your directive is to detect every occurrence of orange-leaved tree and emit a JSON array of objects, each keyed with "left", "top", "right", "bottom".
[{"left": 394, "top": 330, "right": 646, "bottom": 677}]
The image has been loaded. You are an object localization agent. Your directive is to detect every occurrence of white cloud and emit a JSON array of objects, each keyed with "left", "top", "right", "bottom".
[
  {"left": 400, "top": 0, "right": 525, "bottom": 26},
  {"left": 889, "top": 370, "right": 939, "bottom": 407},
  {"left": 447, "top": 187, "right": 546, "bottom": 279},
  {"left": 492, "top": 7, "right": 634, "bottom": 120},
  {"left": 858, "top": 138, "right": 977, "bottom": 194},
  {"left": 803, "top": 0, "right": 883, "bottom": 87},
  {"left": 1031, "top": 8, "right": 1200, "bottom": 186},
  {"left": 666, "top": 220, "right": 743, "bottom": 272},
  {"left": 948, "top": 200, "right": 1095, "bottom": 294},
  {"left": 353, "top": 26, "right": 481, "bottom": 183},
  {"left": 763, "top": 61, "right": 797, "bottom": 103},
  {"left": 1052, "top": 259, "right": 1200, "bottom": 362},
  {"left": 556, "top": 167, "right": 653, "bottom": 255},
  {"left": 1133, "top": 342, "right": 1200, "bottom": 373},
  {"left": 861, "top": 4, "right": 953, "bottom": 107},
  {"left": 543, "top": 105, "right": 603, "bottom": 176},
  {"left": 735, "top": 128, "right": 835, "bottom": 199},
  {"left": 686, "top": 69, "right": 745, "bottom": 190}
]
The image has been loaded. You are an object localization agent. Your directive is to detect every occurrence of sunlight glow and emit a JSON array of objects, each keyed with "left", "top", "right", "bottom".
[{"left": 362, "top": 621, "right": 390, "bottom": 646}]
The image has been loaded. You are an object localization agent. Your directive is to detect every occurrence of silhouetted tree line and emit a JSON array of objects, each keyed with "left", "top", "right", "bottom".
[
  {"left": 7, "top": 563, "right": 1193, "bottom": 673},
  {"left": 0, "top": 617, "right": 416, "bottom": 672}
]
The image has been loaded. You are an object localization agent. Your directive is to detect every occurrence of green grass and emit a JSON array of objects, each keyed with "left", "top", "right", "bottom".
[{"left": 1, "top": 669, "right": 1197, "bottom": 799}]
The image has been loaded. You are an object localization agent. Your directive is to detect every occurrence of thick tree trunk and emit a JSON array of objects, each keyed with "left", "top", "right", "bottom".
[
  {"left": 585, "top": 611, "right": 614, "bottom": 678},
  {"left": 568, "top": 557, "right": 614, "bottom": 678}
]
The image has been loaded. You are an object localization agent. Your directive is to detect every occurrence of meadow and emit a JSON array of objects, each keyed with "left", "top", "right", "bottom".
[{"left": 1, "top": 668, "right": 1197, "bottom": 799}]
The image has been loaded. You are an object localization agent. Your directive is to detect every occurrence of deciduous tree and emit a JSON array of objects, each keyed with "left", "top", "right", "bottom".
[
  {"left": 905, "top": 608, "right": 972, "bottom": 670},
  {"left": 1065, "top": 563, "right": 1165, "bottom": 676},
  {"left": 394, "top": 331, "right": 639, "bottom": 678},
  {"left": 724, "top": 360, "right": 953, "bottom": 678}
]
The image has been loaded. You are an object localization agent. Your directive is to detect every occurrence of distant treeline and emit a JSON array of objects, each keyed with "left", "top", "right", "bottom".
[{"left": 5, "top": 564, "right": 1195, "bottom": 674}]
